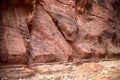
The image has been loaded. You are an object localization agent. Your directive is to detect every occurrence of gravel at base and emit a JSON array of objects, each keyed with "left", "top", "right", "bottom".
[{"left": 0, "top": 60, "right": 120, "bottom": 80}]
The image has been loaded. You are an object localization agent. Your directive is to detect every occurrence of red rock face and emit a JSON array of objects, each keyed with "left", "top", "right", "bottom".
[
  {"left": 0, "top": 0, "right": 35, "bottom": 64},
  {"left": 72, "top": 0, "right": 120, "bottom": 59},
  {"left": 29, "top": 4, "right": 72, "bottom": 63},
  {"left": 0, "top": 0, "right": 120, "bottom": 64}
]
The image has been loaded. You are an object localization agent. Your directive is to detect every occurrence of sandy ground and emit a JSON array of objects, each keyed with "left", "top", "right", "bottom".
[{"left": 0, "top": 59, "right": 120, "bottom": 80}]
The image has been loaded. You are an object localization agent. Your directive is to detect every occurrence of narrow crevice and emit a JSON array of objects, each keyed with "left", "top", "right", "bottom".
[
  {"left": 90, "top": 13, "right": 116, "bottom": 23},
  {"left": 26, "top": 16, "right": 34, "bottom": 66},
  {"left": 56, "top": 0, "right": 74, "bottom": 7},
  {"left": 24, "top": 0, "right": 36, "bottom": 65}
]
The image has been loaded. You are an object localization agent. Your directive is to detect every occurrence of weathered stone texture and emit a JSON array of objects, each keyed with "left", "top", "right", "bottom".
[
  {"left": 0, "top": 0, "right": 35, "bottom": 64},
  {"left": 0, "top": 0, "right": 120, "bottom": 64},
  {"left": 29, "top": 4, "right": 72, "bottom": 63}
]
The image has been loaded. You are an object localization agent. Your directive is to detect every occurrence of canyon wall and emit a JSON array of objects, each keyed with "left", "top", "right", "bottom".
[{"left": 0, "top": 0, "right": 120, "bottom": 64}]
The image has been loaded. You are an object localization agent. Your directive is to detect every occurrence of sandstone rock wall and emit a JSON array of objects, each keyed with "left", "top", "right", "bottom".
[
  {"left": 0, "top": 0, "right": 120, "bottom": 64},
  {"left": 0, "top": 0, "right": 35, "bottom": 64}
]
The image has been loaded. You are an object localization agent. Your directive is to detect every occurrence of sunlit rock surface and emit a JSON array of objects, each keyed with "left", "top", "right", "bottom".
[
  {"left": 29, "top": 4, "right": 72, "bottom": 63},
  {"left": 0, "top": 0, "right": 120, "bottom": 64}
]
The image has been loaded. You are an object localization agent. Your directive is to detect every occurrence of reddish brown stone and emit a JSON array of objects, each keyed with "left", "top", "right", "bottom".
[
  {"left": 71, "top": 0, "right": 120, "bottom": 59},
  {"left": 29, "top": 4, "right": 72, "bottom": 63},
  {"left": 0, "top": 0, "right": 35, "bottom": 64},
  {"left": 0, "top": 0, "right": 120, "bottom": 64}
]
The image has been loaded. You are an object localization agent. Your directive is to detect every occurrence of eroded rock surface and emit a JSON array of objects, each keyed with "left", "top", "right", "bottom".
[
  {"left": 72, "top": 0, "right": 120, "bottom": 59},
  {"left": 0, "top": 0, "right": 120, "bottom": 64},
  {"left": 0, "top": 0, "right": 35, "bottom": 64},
  {"left": 29, "top": 4, "right": 72, "bottom": 63}
]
